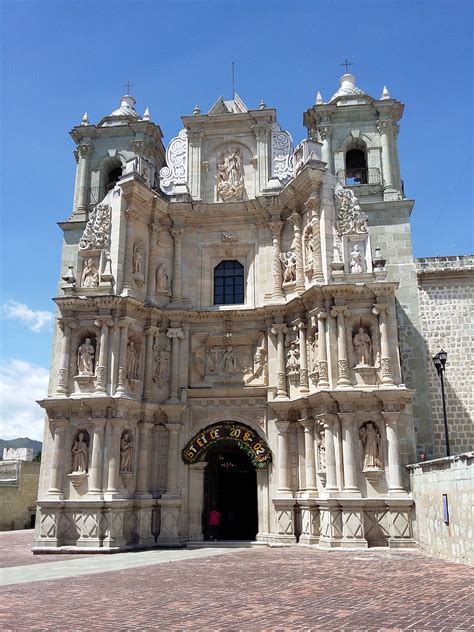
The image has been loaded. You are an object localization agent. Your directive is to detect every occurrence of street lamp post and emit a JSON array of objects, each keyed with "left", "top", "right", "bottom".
[{"left": 432, "top": 349, "right": 450, "bottom": 458}]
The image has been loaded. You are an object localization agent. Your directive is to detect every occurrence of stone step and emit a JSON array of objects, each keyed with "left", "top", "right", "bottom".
[{"left": 186, "top": 540, "right": 267, "bottom": 549}]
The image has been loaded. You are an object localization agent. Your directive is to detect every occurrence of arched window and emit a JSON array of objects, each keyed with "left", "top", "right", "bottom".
[
  {"left": 105, "top": 165, "right": 122, "bottom": 191},
  {"left": 345, "top": 148, "right": 367, "bottom": 184},
  {"left": 214, "top": 260, "right": 244, "bottom": 305}
]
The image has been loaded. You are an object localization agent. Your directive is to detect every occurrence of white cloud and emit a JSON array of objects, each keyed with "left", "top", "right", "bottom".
[
  {"left": 1, "top": 300, "right": 54, "bottom": 333},
  {"left": 0, "top": 359, "right": 49, "bottom": 441}
]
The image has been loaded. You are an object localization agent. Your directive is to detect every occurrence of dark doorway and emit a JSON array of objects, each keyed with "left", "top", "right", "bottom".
[{"left": 203, "top": 441, "right": 258, "bottom": 541}]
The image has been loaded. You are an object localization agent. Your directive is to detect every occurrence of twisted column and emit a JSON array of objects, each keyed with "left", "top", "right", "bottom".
[
  {"left": 331, "top": 306, "right": 351, "bottom": 387},
  {"left": 271, "top": 323, "right": 288, "bottom": 398},
  {"left": 269, "top": 221, "right": 284, "bottom": 301},
  {"left": 373, "top": 303, "right": 394, "bottom": 385},
  {"left": 288, "top": 213, "right": 305, "bottom": 292},
  {"left": 167, "top": 327, "right": 184, "bottom": 401},
  {"left": 94, "top": 317, "right": 113, "bottom": 393}
]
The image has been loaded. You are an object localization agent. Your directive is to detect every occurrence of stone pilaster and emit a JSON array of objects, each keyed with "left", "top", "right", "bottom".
[
  {"left": 269, "top": 221, "right": 284, "bottom": 301},
  {"left": 104, "top": 422, "right": 123, "bottom": 499},
  {"left": 135, "top": 420, "right": 154, "bottom": 498},
  {"left": 56, "top": 318, "right": 76, "bottom": 396},
  {"left": 373, "top": 303, "right": 394, "bottom": 386},
  {"left": 321, "top": 414, "right": 338, "bottom": 495},
  {"left": 188, "top": 462, "right": 207, "bottom": 540},
  {"left": 163, "top": 414, "right": 183, "bottom": 498},
  {"left": 115, "top": 320, "right": 130, "bottom": 394},
  {"left": 87, "top": 418, "right": 106, "bottom": 496},
  {"left": 271, "top": 323, "right": 288, "bottom": 398},
  {"left": 146, "top": 223, "right": 162, "bottom": 303},
  {"left": 254, "top": 124, "right": 270, "bottom": 194},
  {"left": 382, "top": 412, "right": 405, "bottom": 495},
  {"left": 171, "top": 227, "right": 184, "bottom": 304},
  {"left": 121, "top": 208, "right": 138, "bottom": 295},
  {"left": 288, "top": 212, "right": 305, "bottom": 293},
  {"left": 275, "top": 420, "right": 291, "bottom": 494},
  {"left": 48, "top": 419, "right": 68, "bottom": 497},
  {"left": 339, "top": 413, "right": 361, "bottom": 496},
  {"left": 143, "top": 326, "right": 159, "bottom": 399},
  {"left": 295, "top": 319, "right": 309, "bottom": 393},
  {"left": 301, "top": 418, "right": 317, "bottom": 496},
  {"left": 188, "top": 131, "right": 203, "bottom": 200},
  {"left": 167, "top": 326, "right": 184, "bottom": 402},
  {"left": 331, "top": 306, "right": 352, "bottom": 387},
  {"left": 316, "top": 309, "right": 329, "bottom": 387},
  {"left": 94, "top": 317, "right": 113, "bottom": 394}
]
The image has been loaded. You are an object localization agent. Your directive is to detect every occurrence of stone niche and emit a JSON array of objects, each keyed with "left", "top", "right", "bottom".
[
  {"left": 190, "top": 330, "right": 267, "bottom": 387},
  {"left": 346, "top": 313, "right": 380, "bottom": 388}
]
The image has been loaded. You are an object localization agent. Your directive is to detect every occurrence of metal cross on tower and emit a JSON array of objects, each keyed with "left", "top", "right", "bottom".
[
  {"left": 124, "top": 80, "right": 134, "bottom": 94},
  {"left": 340, "top": 59, "right": 353, "bottom": 73}
]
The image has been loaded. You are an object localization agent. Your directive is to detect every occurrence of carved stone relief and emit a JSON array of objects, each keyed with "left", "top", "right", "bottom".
[
  {"left": 78, "top": 202, "right": 112, "bottom": 285},
  {"left": 132, "top": 241, "right": 145, "bottom": 287},
  {"left": 153, "top": 347, "right": 170, "bottom": 384},
  {"left": 349, "top": 244, "right": 366, "bottom": 274},
  {"left": 285, "top": 339, "right": 300, "bottom": 377},
  {"left": 80, "top": 257, "right": 100, "bottom": 288},
  {"left": 155, "top": 263, "right": 170, "bottom": 294},
  {"left": 216, "top": 147, "right": 244, "bottom": 202},
  {"left": 334, "top": 185, "right": 368, "bottom": 236},
  {"left": 316, "top": 428, "right": 326, "bottom": 472},
  {"left": 359, "top": 421, "right": 383, "bottom": 470},
  {"left": 303, "top": 219, "right": 323, "bottom": 280},
  {"left": 126, "top": 340, "right": 141, "bottom": 381},
  {"left": 279, "top": 250, "right": 297, "bottom": 284},
  {"left": 119, "top": 430, "right": 134, "bottom": 474}
]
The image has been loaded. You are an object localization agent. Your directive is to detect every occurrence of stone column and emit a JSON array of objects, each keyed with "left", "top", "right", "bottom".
[
  {"left": 317, "top": 309, "right": 329, "bottom": 387},
  {"left": 373, "top": 303, "right": 394, "bottom": 385},
  {"left": 269, "top": 221, "right": 284, "bottom": 301},
  {"left": 339, "top": 413, "right": 360, "bottom": 496},
  {"left": 164, "top": 421, "right": 182, "bottom": 497},
  {"left": 188, "top": 462, "right": 207, "bottom": 540},
  {"left": 76, "top": 143, "right": 92, "bottom": 216},
  {"left": 383, "top": 412, "right": 405, "bottom": 494},
  {"left": 56, "top": 319, "right": 76, "bottom": 396},
  {"left": 88, "top": 418, "right": 106, "bottom": 496},
  {"left": 275, "top": 421, "right": 291, "bottom": 494},
  {"left": 115, "top": 320, "right": 130, "bottom": 394},
  {"left": 136, "top": 420, "right": 154, "bottom": 498},
  {"left": 301, "top": 418, "right": 317, "bottom": 495},
  {"left": 171, "top": 227, "right": 184, "bottom": 304},
  {"left": 167, "top": 326, "right": 184, "bottom": 401},
  {"left": 271, "top": 323, "right": 288, "bottom": 398},
  {"left": 377, "top": 119, "right": 395, "bottom": 193},
  {"left": 297, "top": 424, "right": 306, "bottom": 493},
  {"left": 295, "top": 320, "right": 309, "bottom": 393},
  {"left": 188, "top": 131, "right": 203, "bottom": 200},
  {"left": 143, "top": 326, "right": 158, "bottom": 400},
  {"left": 48, "top": 419, "right": 68, "bottom": 496},
  {"left": 105, "top": 423, "right": 123, "bottom": 498},
  {"left": 288, "top": 213, "right": 305, "bottom": 293},
  {"left": 150, "top": 422, "right": 161, "bottom": 496},
  {"left": 319, "top": 123, "right": 332, "bottom": 171},
  {"left": 331, "top": 306, "right": 352, "bottom": 387},
  {"left": 94, "top": 317, "right": 113, "bottom": 394},
  {"left": 322, "top": 415, "right": 338, "bottom": 494},
  {"left": 254, "top": 124, "right": 269, "bottom": 194},
  {"left": 146, "top": 224, "right": 162, "bottom": 303}
]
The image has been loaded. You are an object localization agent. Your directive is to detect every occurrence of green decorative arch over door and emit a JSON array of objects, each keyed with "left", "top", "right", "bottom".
[{"left": 182, "top": 422, "right": 272, "bottom": 468}]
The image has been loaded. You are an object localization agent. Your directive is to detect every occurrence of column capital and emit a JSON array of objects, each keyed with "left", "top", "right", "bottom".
[
  {"left": 51, "top": 418, "right": 69, "bottom": 432},
  {"left": 269, "top": 220, "right": 283, "bottom": 236},
  {"left": 317, "top": 413, "right": 338, "bottom": 429},
  {"left": 376, "top": 119, "right": 392, "bottom": 135},
  {"left": 94, "top": 316, "right": 114, "bottom": 328},
  {"left": 331, "top": 305, "right": 350, "bottom": 318},
  {"left": 167, "top": 327, "right": 184, "bottom": 339},
  {"left": 77, "top": 143, "right": 93, "bottom": 158},
  {"left": 138, "top": 420, "right": 154, "bottom": 433},
  {"left": 124, "top": 207, "right": 139, "bottom": 222},
  {"left": 274, "top": 420, "right": 290, "bottom": 434},
  {"left": 117, "top": 317, "right": 133, "bottom": 329},
  {"left": 381, "top": 411, "right": 400, "bottom": 426},
  {"left": 299, "top": 418, "right": 315, "bottom": 432},
  {"left": 171, "top": 227, "right": 184, "bottom": 241},
  {"left": 165, "top": 422, "right": 183, "bottom": 435},
  {"left": 144, "top": 325, "right": 160, "bottom": 336},
  {"left": 372, "top": 303, "right": 389, "bottom": 315},
  {"left": 91, "top": 417, "right": 107, "bottom": 430},
  {"left": 293, "top": 319, "right": 307, "bottom": 331},
  {"left": 271, "top": 323, "right": 288, "bottom": 336},
  {"left": 288, "top": 212, "right": 302, "bottom": 227},
  {"left": 316, "top": 309, "right": 327, "bottom": 321},
  {"left": 338, "top": 412, "right": 356, "bottom": 425},
  {"left": 148, "top": 222, "right": 164, "bottom": 238},
  {"left": 58, "top": 317, "right": 77, "bottom": 331}
]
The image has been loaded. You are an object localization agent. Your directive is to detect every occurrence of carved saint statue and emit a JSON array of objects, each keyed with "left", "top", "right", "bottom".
[
  {"left": 77, "top": 338, "right": 95, "bottom": 375},
  {"left": 153, "top": 349, "right": 170, "bottom": 382},
  {"left": 216, "top": 147, "right": 244, "bottom": 202},
  {"left": 221, "top": 346, "right": 237, "bottom": 374},
  {"left": 309, "top": 334, "right": 319, "bottom": 373},
  {"left": 119, "top": 431, "right": 134, "bottom": 473},
  {"left": 352, "top": 327, "right": 373, "bottom": 366},
  {"left": 81, "top": 258, "right": 99, "bottom": 288},
  {"left": 156, "top": 263, "right": 170, "bottom": 293},
  {"left": 359, "top": 422, "right": 383, "bottom": 469},
  {"left": 71, "top": 432, "right": 88, "bottom": 473},
  {"left": 132, "top": 246, "right": 143, "bottom": 274},
  {"left": 349, "top": 244, "right": 366, "bottom": 274},
  {"left": 316, "top": 430, "right": 326, "bottom": 471},
  {"left": 286, "top": 342, "right": 300, "bottom": 373},
  {"left": 279, "top": 250, "right": 297, "bottom": 283},
  {"left": 126, "top": 341, "right": 140, "bottom": 380}
]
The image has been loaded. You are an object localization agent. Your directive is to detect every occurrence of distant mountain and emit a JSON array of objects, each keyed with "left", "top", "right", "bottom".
[{"left": 0, "top": 437, "right": 42, "bottom": 458}]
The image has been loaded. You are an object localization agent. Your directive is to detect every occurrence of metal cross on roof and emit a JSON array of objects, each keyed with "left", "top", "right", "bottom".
[
  {"left": 124, "top": 80, "right": 134, "bottom": 94},
  {"left": 340, "top": 59, "right": 353, "bottom": 73}
]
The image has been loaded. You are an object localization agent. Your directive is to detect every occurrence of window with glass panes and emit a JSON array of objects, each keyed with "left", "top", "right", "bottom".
[{"left": 213, "top": 260, "right": 244, "bottom": 305}]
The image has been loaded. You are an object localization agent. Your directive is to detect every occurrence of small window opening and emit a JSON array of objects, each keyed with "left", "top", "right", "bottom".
[
  {"left": 345, "top": 149, "right": 367, "bottom": 184},
  {"left": 105, "top": 166, "right": 122, "bottom": 191},
  {"left": 214, "top": 260, "right": 244, "bottom": 305}
]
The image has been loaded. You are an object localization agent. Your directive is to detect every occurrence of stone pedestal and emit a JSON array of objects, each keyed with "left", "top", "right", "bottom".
[
  {"left": 102, "top": 502, "right": 128, "bottom": 549},
  {"left": 298, "top": 499, "right": 320, "bottom": 545},
  {"left": 157, "top": 498, "right": 183, "bottom": 546},
  {"left": 271, "top": 498, "right": 296, "bottom": 544},
  {"left": 340, "top": 500, "right": 368, "bottom": 548},
  {"left": 386, "top": 498, "right": 416, "bottom": 548},
  {"left": 317, "top": 499, "right": 342, "bottom": 549}
]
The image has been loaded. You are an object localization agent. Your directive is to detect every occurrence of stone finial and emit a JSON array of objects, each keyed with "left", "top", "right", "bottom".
[
  {"left": 316, "top": 91, "right": 323, "bottom": 105},
  {"left": 259, "top": 99, "right": 267, "bottom": 110},
  {"left": 81, "top": 112, "right": 89, "bottom": 126},
  {"left": 380, "top": 85, "right": 391, "bottom": 100},
  {"left": 143, "top": 106, "right": 151, "bottom": 121},
  {"left": 192, "top": 104, "right": 201, "bottom": 116}
]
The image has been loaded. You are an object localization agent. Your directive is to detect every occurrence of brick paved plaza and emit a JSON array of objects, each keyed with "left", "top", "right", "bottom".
[{"left": 0, "top": 532, "right": 472, "bottom": 631}]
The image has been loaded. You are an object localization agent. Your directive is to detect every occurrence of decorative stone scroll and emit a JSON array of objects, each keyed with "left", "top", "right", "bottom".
[
  {"left": 334, "top": 185, "right": 368, "bottom": 236},
  {"left": 182, "top": 422, "right": 272, "bottom": 468},
  {"left": 159, "top": 129, "right": 188, "bottom": 195},
  {"left": 271, "top": 123, "right": 294, "bottom": 183}
]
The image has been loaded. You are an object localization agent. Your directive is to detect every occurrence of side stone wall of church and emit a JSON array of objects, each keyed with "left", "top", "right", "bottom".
[
  {"left": 416, "top": 256, "right": 474, "bottom": 458},
  {"left": 408, "top": 453, "right": 473, "bottom": 566},
  {"left": 0, "top": 461, "right": 40, "bottom": 531}
]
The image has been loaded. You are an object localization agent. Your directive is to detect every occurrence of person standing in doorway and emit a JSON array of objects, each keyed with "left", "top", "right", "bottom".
[{"left": 208, "top": 508, "right": 221, "bottom": 541}]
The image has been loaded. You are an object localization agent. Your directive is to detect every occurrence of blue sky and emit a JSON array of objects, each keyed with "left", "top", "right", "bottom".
[{"left": 0, "top": 0, "right": 473, "bottom": 439}]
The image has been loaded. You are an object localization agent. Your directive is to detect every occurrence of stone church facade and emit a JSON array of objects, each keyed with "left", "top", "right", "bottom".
[{"left": 34, "top": 73, "right": 463, "bottom": 551}]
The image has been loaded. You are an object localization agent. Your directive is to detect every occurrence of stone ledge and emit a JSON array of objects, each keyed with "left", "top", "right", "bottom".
[{"left": 406, "top": 451, "right": 474, "bottom": 470}]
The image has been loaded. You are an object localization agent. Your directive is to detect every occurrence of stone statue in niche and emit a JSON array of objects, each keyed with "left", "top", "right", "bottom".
[
  {"left": 349, "top": 244, "right": 366, "bottom": 273},
  {"left": 286, "top": 340, "right": 300, "bottom": 374},
  {"left": 153, "top": 349, "right": 170, "bottom": 382},
  {"left": 221, "top": 346, "right": 237, "bottom": 374},
  {"left": 155, "top": 263, "right": 170, "bottom": 293},
  {"left": 352, "top": 327, "right": 373, "bottom": 366},
  {"left": 81, "top": 258, "right": 99, "bottom": 288},
  {"left": 316, "top": 430, "right": 326, "bottom": 471},
  {"left": 216, "top": 147, "right": 244, "bottom": 202},
  {"left": 77, "top": 338, "right": 95, "bottom": 375},
  {"left": 279, "top": 250, "right": 297, "bottom": 283},
  {"left": 119, "top": 430, "right": 134, "bottom": 473},
  {"left": 359, "top": 422, "right": 383, "bottom": 470},
  {"left": 132, "top": 246, "right": 143, "bottom": 274},
  {"left": 309, "top": 334, "right": 319, "bottom": 372},
  {"left": 71, "top": 432, "right": 89, "bottom": 473},
  {"left": 126, "top": 341, "right": 140, "bottom": 380}
]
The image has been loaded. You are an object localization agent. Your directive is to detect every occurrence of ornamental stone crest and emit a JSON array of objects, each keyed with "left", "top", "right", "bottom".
[
  {"left": 159, "top": 129, "right": 188, "bottom": 195},
  {"left": 334, "top": 184, "right": 368, "bottom": 236},
  {"left": 79, "top": 203, "right": 111, "bottom": 251},
  {"left": 216, "top": 147, "right": 244, "bottom": 202},
  {"left": 271, "top": 123, "right": 294, "bottom": 183}
]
